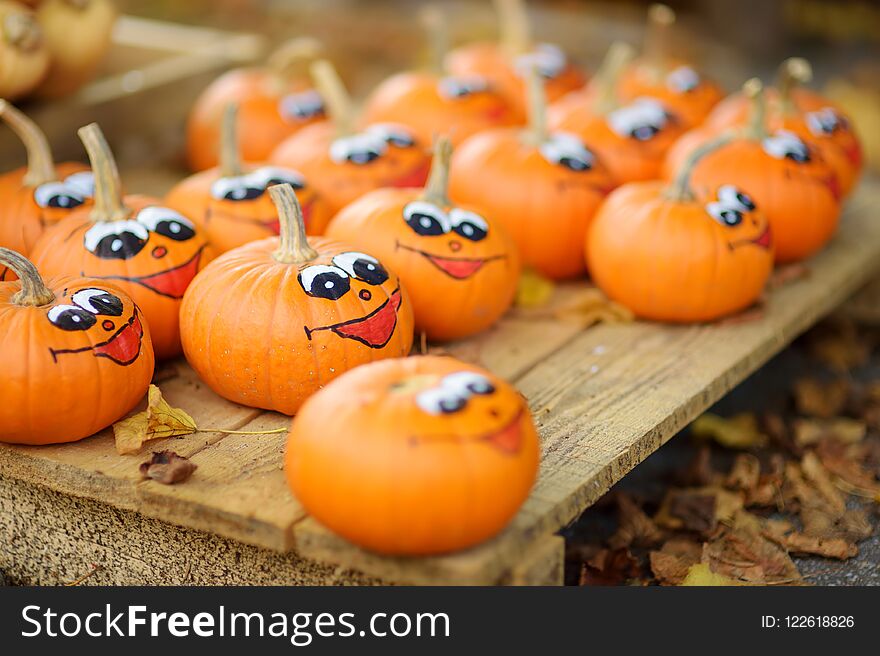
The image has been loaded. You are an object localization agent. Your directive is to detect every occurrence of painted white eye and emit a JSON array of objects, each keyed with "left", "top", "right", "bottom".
[
  {"left": 48, "top": 304, "right": 96, "bottom": 331},
  {"left": 33, "top": 182, "right": 86, "bottom": 210},
  {"left": 540, "top": 132, "right": 595, "bottom": 171},
  {"left": 329, "top": 133, "right": 388, "bottom": 165},
  {"left": 71, "top": 288, "right": 123, "bottom": 316},
  {"left": 667, "top": 66, "right": 700, "bottom": 93},
  {"left": 717, "top": 185, "right": 756, "bottom": 212},
  {"left": 449, "top": 209, "right": 489, "bottom": 241},
  {"left": 248, "top": 166, "right": 306, "bottom": 190},
  {"left": 136, "top": 206, "right": 196, "bottom": 241},
  {"left": 299, "top": 264, "right": 350, "bottom": 300},
  {"left": 416, "top": 387, "right": 468, "bottom": 415},
  {"left": 332, "top": 252, "right": 389, "bottom": 285},
  {"left": 365, "top": 123, "right": 415, "bottom": 148},
  {"left": 806, "top": 108, "right": 843, "bottom": 136},
  {"left": 210, "top": 175, "right": 262, "bottom": 201},
  {"left": 514, "top": 43, "right": 566, "bottom": 79},
  {"left": 279, "top": 89, "right": 324, "bottom": 121},
  {"left": 64, "top": 171, "right": 95, "bottom": 198},
  {"left": 706, "top": 201, "right": 743, "bottom": 227},
  {"left": 403, "top": 201, "right": 451, "bottom": 236},
  {"left": 441, "top": 371, "right": 495, "bottom": 397},
  {"left": 762, "top": 130, "right": 810, "bottom": 163},
  {"left": 608, "top": 98, "right": 670, "bottom": 141},
  {"left": 438, "top": 75, "right": 489, "bottom": 99},
  {"left": 84, "top": 221, "right": 149, "bottom": 259}
]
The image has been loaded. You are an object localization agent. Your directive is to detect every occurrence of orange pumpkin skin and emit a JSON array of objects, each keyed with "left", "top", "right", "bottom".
[
  {"left": 445, "top": 42, "right": 586, "bottom": 117},
  {"left": 449, "top": 128, "right": 613, "bottom": 280},
  {"left": 30, "top": 195, "right": 211, "bottom": 359},
  {"left": 180, "top": 235, "right": 414, "bottom": 415},
  {"left": 548, "top": 96, "right": 686, "bottom": 183},
  {"left": 617, "top": 62, "right": 724, "bottom": 128},
  {"left": 186, "top": 69, "right": 325, "bottom": 171},
  {"left": 165, "top": 164, "right": 333, "bottom": 254},
  {"left": 588, "top": 181, "right": 774, "bottom": 322},
  {"left": 270, "top": 122, "right": 431, "bottom": 216},
  {"left": 327, "top": 188, "right": 521, "bottom": 341},
  {"left": 0, "top": 261, "right": 153, "bottom": 445},
  {"left": 285, "top": 355, "right": 539, "bottom": 555},
  {"left": 361, "top": 71, "right": 521, "bottom": 146}
]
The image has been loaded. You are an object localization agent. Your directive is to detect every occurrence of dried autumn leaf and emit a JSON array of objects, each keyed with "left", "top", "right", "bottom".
[
  {"left": 514, "top": 269, "right": 555, "bottom": 308},
  {"left": 650, "top": 539, "right": 702, "bottom": 585},
  {"left": 817, "top": 438, "right": 880, "bottom": 492},
  {"left": 726, "top": 454, "right": 761, "bottom": 493},
  {"left": 680, "top": 563, "right": 741, "bottom": 586},
  {"left": 691, "top": 413, "right": 767, "bottom": 449},
  {"left": 800, "top": 451, "right": 846, "bottom": 514},
  {"left": 552, "top": 288, "right": 633, "bottom": 328},
  {"left": 806, "top": 320, "right": 869, "bottom": 372},
  {"left": 704, "top": 517, "right": 802, "bottom": 585},
  {"left": 607, "top": 494, "right": 664, "bottom": 550},
  {"left": 792, "top": 377, "right": 849, "bottom": 418},
  {"left": 655, "top": 487, "right": 744, "bottom": 534},
  {"left": 579, "top": 548, "right": 642, "bottom": 586},
  {"left": 794, "top": 418, "right": 866, "bottom": 447},
  {"left": 113, "top": 384, "right": 197, "bottom": 455},
  {"left": 139, "top": 450, "right": 197, "bottom": 485}
]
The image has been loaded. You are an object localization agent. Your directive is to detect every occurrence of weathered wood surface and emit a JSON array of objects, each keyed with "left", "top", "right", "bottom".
[{"left": 2, "top": 183, "right": 878, "bottom": 584}]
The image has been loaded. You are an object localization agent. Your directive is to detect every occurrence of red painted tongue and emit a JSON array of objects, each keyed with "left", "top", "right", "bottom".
[
  {"left": 94, "top": 315, "right": 143, "bottom": 363},
  {"left": 754, "top": 226, "right": 772, "bottom": 249},
  {"left": 427, "top": 255, "right": 484, "bottom": 279},
  {"left": 334, "top": 291, "right": 401, "bottom": 347},
  {"left": 826, "top": 174, "right": 842, "bottom": 201},
  {"left": 138, "top": 252, "right": 201, "bottom": 298},
  {"left": 485, "top": 417, "right": 522, "bottom": 454}
]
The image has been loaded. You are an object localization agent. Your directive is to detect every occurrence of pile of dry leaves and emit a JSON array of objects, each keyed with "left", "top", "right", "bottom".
[{"left": 570, "top": 318, "right": 880, "bottom": 586}]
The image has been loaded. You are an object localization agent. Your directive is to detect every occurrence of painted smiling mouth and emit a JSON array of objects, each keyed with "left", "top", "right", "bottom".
[
  {"left": 482, "top": 409, "right": 524, "bottom": 454},
  {"left": 50, "top": 312, "right": 144, "bottom": 366},
  {"left": 88, "top": 247, "right": 204, "bottom": 299},
  {"left": 396, "top": 242, "right": 505, "bottom": 280},
  {"left": 305, "top": 288, "right": 402, "bottom": 348},
  {"left": 730, "top": 225, "right": 772, "bottom": 251}
]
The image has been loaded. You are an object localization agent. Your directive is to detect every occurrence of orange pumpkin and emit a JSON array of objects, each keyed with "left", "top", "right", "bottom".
[
  {"left": 272, "top": 60, "right": 431, "bottom": 216},
  {"left": 445, "top": 0, "right": 586, "bottom": 117},
  {"left": 664, "top": 80, "right": 841, "bottom": 264},
  {"left": 327, "top": 136, "right": 521, "bottom": 341},
  {"left": 449, "top": 67, "right": 614, "bottom": 280},
  {"left": 0, "top": 247, "right": 153, "bottom": 444},
  {"left": 30, "top": 124, "right": 211, "bottom": 359},
  {"left": 186, "top": 38, "right": 325, "bottom": 172},
  {"left": 548, "top": 41, "right": 686, "bottom": 183},
  {"left": 616, "top": 4, "right": 723, "bottom": 128},
  {"left": 180, "top": 184, "right": 414, "bottom": 415},
  {"left": 362, "top": 7, "right": 520, "bottom": 146},
  {"left": 286, "top": 355, "right": 539, "bottom": 555},
  {"left": 0, "top": 100, "right": 93, "bottom": 278},
  {"left": 167, "top": 104, "right": 333, "bottom": 255},
  {"left": 0, "top": 0, "right": 49, "bottom": 101},
  {"left": 588, "top": 136, "right": 774, "bottom": 323}
]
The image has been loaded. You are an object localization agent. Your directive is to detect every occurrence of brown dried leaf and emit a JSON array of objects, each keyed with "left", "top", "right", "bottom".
[
  {"left": 801, "top": 505, "right": 873, "bottom": 542},
  {"left": 113, "top": 384, "right": 198, "bottom": 455},
  {"left": 655, "top": 487, "right": 743, "bottom": 534},
  {"left": 800, "top": 451, "right": 847, "bottom": 514},
  {"left": 817, "top": 438, "right": 880, "bottom": 492},
  {"left": 677, "top": 446, "right": 719, "bottom": 487},
  {"left": 704, "top": 515, "right": 802, "bottom": 585},
  {"left": 650, "top": 539, "right": 702, "bottom": 585},
  {"left": 781, "top": 533, "right": 858, "bottom": 560},
  {"left": 607, "top": 494, "right": 664, "bottom": 550},
  {"left": 691, "top": 413, "right": 768, "bottom": 450},
  {"left": 579, "top": 548, "right": 641, "bottom": 586},
  {"left": 792, "top": 378, "right": 850, "bottom": 418},
  {"left": 552, "top": 289, "right": 634, "bottom": 328},
  {"left": 139, "top": 450, "right": 197, "bottom": 485},
  {"left": 807, "top": 320, "right": 870, "bottom": 372},
  {"left": 726, "top": 454, "right": 761, "bottom": 492},
  {"left": 794, "top": 418, "right": 866, "bottom": 447}
]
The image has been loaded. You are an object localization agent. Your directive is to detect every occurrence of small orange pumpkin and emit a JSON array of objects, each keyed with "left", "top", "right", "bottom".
[
  {"left": 180, "top": 184, "right": 414, "bottom": 415},
  {"left": 0, "top": 0, "right": 49, "bottom": 100},
  {"left": 548, "top": 41, "right": 686, "bottom": 183},
  {"left": 167, "top": 103, "right": 333, "bottom": 255},
  {"left": 286, "top": 355, "right": 539, "bottom": 555},
  {"left": 362, "top": 7, "right": 520, "bottom": 146},
  {"left": 0, "top": 247, "right": 153, "bottom": 444},
  {"left": 444, "top": 0, "right": 586, "bottom": 116},
  {"left": 449, "top": 68, "right": 614, "bottom": 280},
  {"left": 0, "top": 100, "right": 93, "bottom": 279},
  {"left": 616, "top": 4, "right": 724, "bottom": 128},
  {"left": 664, "top": 80, "right": 841, "bottom": 264},
  {"left": 588, "top": 136, "right": 774, "bottom": 323},
  {"left": 327, "top": 136, "right": 521, "bottom": 341},
  {"left": 186, "top": 38, "right": 326, "bottom": 172},
  {"left": 30, "top": 124, "right": 211, "bottom": 359},
  {"left": 271, "top": 60, "right": 431, "bottom": 216}
]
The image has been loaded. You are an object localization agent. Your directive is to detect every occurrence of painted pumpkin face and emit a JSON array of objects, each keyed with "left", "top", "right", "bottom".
[
  {"left": 0, "top": 248, "right": 154, "bottom": 445},
  {"left": 588, "top": 180, "right": 774, "bottom": 323},
  {"left": 617, "top": 64, "right": 724, "bottom": 128},
  {"left": 271, "top": 122, "right": 431, "bottom": 215},
  {"left": 180, "top": 184, "right": 414, "bottom": 415},
  {"left": 285, "top": 355, "right": 539, "bottom": 555},
  {"left": 362, "top": 72, "right": 519, "bottom": 146}
]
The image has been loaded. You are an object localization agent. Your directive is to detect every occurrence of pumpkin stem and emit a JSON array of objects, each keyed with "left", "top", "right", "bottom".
[
  {"left": 741, "top": 77, "right": 768, "bottom": 141},
  {"left": 421, "top": 135, "right": 453, "bottom": 206},
  {"left": 419, "top": 5, "right": 448, "bottom": 76},
  {"left": 665, "top": 132, "right": 735, "bottom": 202},
  {"left": 310, "top": 59, "right": 354, "bottom": 137},
  {"left": 523, "top": 65, "right": 548, "bottom": 145},
  {"left": 0, "top": 99, "right": 57, "bottom": 186},
  {"left": 0, "top": 247, "right": 55, "bottom": 307},
  {"left": 642, "top": 4, "right": 676, "bottom": 83},
  {"left": 495, "top": 0, "right": 531, "bottom": 57},
  {"left": 589, "top": 41, "right": 636, "bottom": 115},
  {"left": 219, "top": 103, "right": 244, "bottom": 179},
  {"left": 778, "top": 57, "right": 812, "bottom": 116},
  {"left": 268, "top": 183, "right": 318, "bottom": 264},
  {"left": 267, "top": 37, "right": 322, "bottom": 80},
  {"left": 78, "top": 123, "right": 132, "bottom": 223}
]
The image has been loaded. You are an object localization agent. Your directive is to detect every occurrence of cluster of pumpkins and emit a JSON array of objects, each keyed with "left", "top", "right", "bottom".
[
  {"left": 0, "top": 0, "right": 864, "bottom": 555},
  {"left": 0, "top": 0, "right": 116, "bottom": 101}
]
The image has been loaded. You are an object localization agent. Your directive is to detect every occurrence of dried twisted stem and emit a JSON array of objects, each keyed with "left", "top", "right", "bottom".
[
  {"left": 268, "top": 183, "right": 318, "bottom": 264},
  {"left": 0, "top": 248, "right": 55, "bottom": 306}
]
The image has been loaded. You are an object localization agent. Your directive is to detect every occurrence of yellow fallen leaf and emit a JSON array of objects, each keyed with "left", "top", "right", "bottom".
[
  {"left": 113, "top": 385, "right": 197, "bottom": 455},
  {"left": 112, "top": 411, "right": 150, "bottom": 456},
  {"left": 515, "top": 269, "right": 555, "bottom": 308},
  {"left": 691, "top": 413, "right": 767, "bottom": 449},
  {"left": 680, "top": 563, "right": 741, "bottom": 586}
]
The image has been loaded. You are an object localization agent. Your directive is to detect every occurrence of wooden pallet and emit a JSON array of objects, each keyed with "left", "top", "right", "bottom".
[{"left": 2, "top": 182, "right": 879, "bottom": 585}]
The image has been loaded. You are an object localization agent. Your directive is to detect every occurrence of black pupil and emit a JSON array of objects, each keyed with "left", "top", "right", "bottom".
[
  {"left": 467, "top": 380, "right": 495, "bottom": 395},
  {"left": 439, "top": 397, "right": 466, "bottom": 413},
  {"left": 348, "top": 150, "right": 381, "bottom": 165},
  {"left": 224, "top": 187, "right": 263, "bottom": 201},
  {"left": 155, "top": 220, "right": 195, "bottom": 241},
  {"left": 559, "top": 156, "right": 590, "bottom": 172},
  {"left": 721, "top": 209, "right": 743, "bottom": 226},
  {"left": 305, "top": 271, "right": 350, "bottom": 300},
  {"left": 352, "top": 258, "right": 388, "bottom": 285},
  {"left": 89, "top": 293, "right": 123, "bottom": 316},
  {"left": 406, "top": 212, "right": 445, "bottom": 236},
  {"left": 786, "top": 149, "right": 810, "bottom": 163},
  {"left": 94, "top": 231, "right": 147, "bottom": 260},
  {"left": 386, "top": 135, "right": 413, "bottom": 147},
  {"left": 737, "top": 193, "right": 755, "bottom": 210},
  {"left": 48, "top": 194, "right": 84, "bottom": 209},
  {"left": 631, "top": 124, "right": 660, "bottom": 141},
  {"left": 453, "top": 221, "right": 487, "bottom": 242},
  {"left": 52, "top": 308, "right": 96, "bottom": 331}
]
